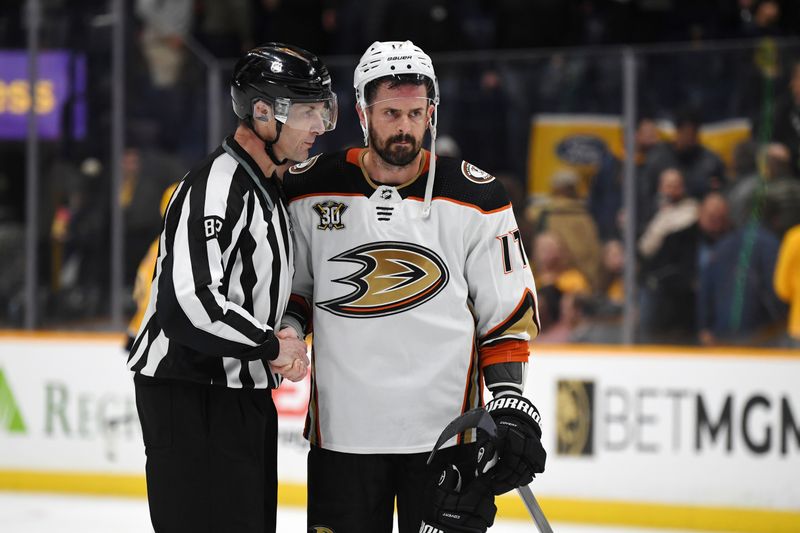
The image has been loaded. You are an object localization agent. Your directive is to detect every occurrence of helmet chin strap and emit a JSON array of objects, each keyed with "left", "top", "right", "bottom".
[
  {"left": 264, "top": 121, "right": 288, "bottom": 166},
  {"left": 421, "top": 106, "right": 438, "bottom": 219},
  {"left": 248, "top": 116, "right": 288, "bottom": 166}
]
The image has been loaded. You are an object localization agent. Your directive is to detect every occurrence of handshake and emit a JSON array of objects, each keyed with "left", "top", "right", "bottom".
[{"left": 270, "top": 327, "right": 309, "bottom": 382}]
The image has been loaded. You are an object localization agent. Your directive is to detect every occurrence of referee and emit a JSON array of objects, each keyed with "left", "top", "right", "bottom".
[{"left": 126, "top": 43, "right": 338, "bottom": 533}]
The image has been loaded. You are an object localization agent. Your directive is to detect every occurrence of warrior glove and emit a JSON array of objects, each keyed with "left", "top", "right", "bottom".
[
  {"left": 478, "top": 394, "right": 547, "bottom": 495},
  {"left": 420, "top": 464, "right": 496, "bottom": 533}
]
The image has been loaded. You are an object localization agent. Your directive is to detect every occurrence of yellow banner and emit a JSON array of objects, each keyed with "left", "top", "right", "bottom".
[{"left": 527, "top": 114, "right": 751, "bottom": 196}]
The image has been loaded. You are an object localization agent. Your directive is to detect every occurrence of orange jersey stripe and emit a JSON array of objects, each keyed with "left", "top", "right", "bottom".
[
  {"left": 289, "top": 191, "right": 364, "bottom": 203},
  {"left": 405, "top": 195, "right": 512, "bottom": 215},
  {"left": 479, "top": 339, "right": 530, "bottom": 368}
]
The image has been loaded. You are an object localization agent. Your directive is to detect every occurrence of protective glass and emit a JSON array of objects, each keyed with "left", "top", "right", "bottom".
[
  {"left": 254, "top": 95, "right": 338, "bottom": 133},
  {"left": 365, "top": 96, "right": 433, "bottom": 125}
]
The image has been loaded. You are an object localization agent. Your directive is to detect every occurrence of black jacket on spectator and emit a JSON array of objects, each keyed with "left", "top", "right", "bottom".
[{"left": 639, "top": 142, "right": 726, "bottom": 228}]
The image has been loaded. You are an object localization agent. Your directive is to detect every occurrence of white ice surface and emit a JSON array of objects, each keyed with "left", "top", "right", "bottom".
[{"left": 0, "top": 491, "right": 733, "bottom": 533}]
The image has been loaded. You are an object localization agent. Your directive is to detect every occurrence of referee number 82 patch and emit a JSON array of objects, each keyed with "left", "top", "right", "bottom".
[{"left": 193, "top": 215, "right": 224, "bottom": 241}]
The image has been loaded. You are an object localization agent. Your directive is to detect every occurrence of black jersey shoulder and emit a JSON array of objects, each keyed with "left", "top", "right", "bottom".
[
  {"left": 283, "top": 149, "right": 372, "bottom": 201},
  {"left": 415, "top": 156, "right": 512, "bottom": 213}
]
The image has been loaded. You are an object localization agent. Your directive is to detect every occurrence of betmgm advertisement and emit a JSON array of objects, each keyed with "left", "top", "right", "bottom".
[
  {"left": 556, "top": 378, "right": 798, "bottom": 460},
  {"left": 536, "top": 347, "right": 800, "bottom": 532}
]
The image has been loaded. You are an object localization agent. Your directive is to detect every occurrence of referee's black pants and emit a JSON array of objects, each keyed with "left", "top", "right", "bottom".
[{"left": 134, "top": 374, "right": 278, "bottom": 533}]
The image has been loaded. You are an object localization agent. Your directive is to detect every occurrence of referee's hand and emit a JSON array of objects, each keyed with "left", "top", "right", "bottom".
[{"left": 271, "top": 328, "right": 309, "bottom": 382}]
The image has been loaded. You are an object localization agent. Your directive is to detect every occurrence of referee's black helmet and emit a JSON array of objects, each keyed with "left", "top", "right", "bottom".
[{"left": 231, "top": 43, "right": 335, "bottom": 122}]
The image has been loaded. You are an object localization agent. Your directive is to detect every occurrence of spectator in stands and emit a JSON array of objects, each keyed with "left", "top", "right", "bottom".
[
  {"left": 599, "top": 238, "right": 625, "bottom": 308},
  {"left": 497, "top": 173, "right": 535, "bottom": 249},
  {"left": 535, "top": 292, "right": 590, "bottom": 344},
  {"left": 590, "top": 116, "right": 660, "bottom": 240},
  {"left": 698, "top": 198, "right": 787, "bottom": 345},
  {"left": 120, "top": 144, "right": 185, "bottom": 281},
  {"left": 696, "top": 192, "right": 732, "bottom": 273},
  {"left": 635, "top": 116, "right": 662, "bottom": 163},
  {"left": 761, "top": 147, "right": 800, "bottom": 237},
  {"left": 134, "top": 0, "right": 196, "bottom": 154},
  {"left": 729, "top": 139, "right": 759, "bottom": 184},
  {"left": 740, "top": 0, "right": 783, "bottom": 38},
  {"left": 194, "top": 0, "right": 253, "bottom": 58},
  {"left": 533, "top": 231, "right": 591, "bottom": 296},
  {"left": 531, "top": 231, "right": 591, "bottom": 335},
  {"left": 773, "top": 61, "right": 800, "bottom": 177},
  {"left": 774, "top": 223, "right": 800, "bottom": 347},
  {"left": 527, "top": 169, "right": 602, "bottom": 291},
  {"left": 48, "top": 157, "right": 110, "bottom": 319},
  {"left": 135, "top": 0, "right": 193, "bottom": 88},
  {"left": 125, "top": 183, "right": 177, "bottom": 351},
  {"left": 638, "top": 168, "right": 700, "bottom": 343},
  {"left": 728, "top": 142, "right": 800, "bottom": 236},
  {"left": 638, "top": 109, "right": 726, "bottom": 228},
  {"left": 588, "top": 145, "right": 623, "bottom": 242}
]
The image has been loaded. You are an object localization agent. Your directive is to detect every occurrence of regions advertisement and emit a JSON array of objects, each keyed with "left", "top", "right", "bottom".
[{"left": 0, "top": 335, "right": 143, "bottom": 477}]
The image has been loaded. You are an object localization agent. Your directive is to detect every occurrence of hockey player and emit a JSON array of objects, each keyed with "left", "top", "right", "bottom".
[
  {"left": 283, "top": 41, "right": 546, "bottom": 532},
  {"left": 128, "top": 43, "right": 336, "bottom": 533}
]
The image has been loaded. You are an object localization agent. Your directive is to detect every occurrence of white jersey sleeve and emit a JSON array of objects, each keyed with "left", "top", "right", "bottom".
[
  {"left": 284, "top": 198, "right": 314, "bottom": 336},
  {"left": 465, "top": 197, "right": 540, "bottom": 370}
]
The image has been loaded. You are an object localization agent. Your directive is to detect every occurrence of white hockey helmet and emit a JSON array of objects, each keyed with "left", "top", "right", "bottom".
[
  {"left": 353, "top": 40, "right": 441, "bottom": 217},
  {"left": 354, "top": 40, "right": 439, "bottom": 110}
]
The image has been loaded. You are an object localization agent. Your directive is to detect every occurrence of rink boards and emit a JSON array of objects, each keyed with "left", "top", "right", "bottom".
[{"left": 0, "top": 332, "right": 798, "bottom": 532}]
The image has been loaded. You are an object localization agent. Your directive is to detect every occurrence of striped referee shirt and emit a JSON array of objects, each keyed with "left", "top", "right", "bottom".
[{"left": 127, "top": 136, "right": 293, "bottom": 389}]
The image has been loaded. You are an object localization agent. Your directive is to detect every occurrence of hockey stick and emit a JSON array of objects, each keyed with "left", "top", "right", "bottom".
[
  {"left": 516, "top": 484, "right": 554, "bottom": 533},
  {"left": 426, "top": 408, "right": 498, "bottom": 464},
  {"left": 429, "top": 408, "right": 554, "bottom": 532}
]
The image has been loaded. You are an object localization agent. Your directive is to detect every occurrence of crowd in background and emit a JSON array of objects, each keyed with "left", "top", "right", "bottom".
[
  {"left": 0, "top": 0, "right": 799, "bottom": 347},
  {"left": 525, "top": 101, "right": 800, "bottom": 347}
]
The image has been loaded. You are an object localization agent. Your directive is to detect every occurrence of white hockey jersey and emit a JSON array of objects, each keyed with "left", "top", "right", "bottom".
[{"left": 284, "top": 148, "right": 539, "bottom": 454}]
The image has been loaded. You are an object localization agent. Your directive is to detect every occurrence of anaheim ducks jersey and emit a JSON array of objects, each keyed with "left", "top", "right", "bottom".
[{"left": 284, "top": 148, "right": 540, "bottom": 454}]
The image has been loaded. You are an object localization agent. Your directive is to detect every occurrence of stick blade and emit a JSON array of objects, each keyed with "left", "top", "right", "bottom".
[{"left": 426, "top": 408, "right": 497, "bottom": 465}]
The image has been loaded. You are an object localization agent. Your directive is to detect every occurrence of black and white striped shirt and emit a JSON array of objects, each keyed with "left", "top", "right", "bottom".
[{"left": 127, "top": 136, "right": 293, "bottom": 389}]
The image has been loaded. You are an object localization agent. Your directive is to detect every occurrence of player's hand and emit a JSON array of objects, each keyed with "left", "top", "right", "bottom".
[
  {"left": 276, "top": 326, "right": 300, "bottom": 340},
  {"left": 272, "top": 357, "right": 308, "bottom": 382},
  {"left": 420, "top": 464, "right": 496, "bottom": 533},
  {"left": 477, "top": 394, "right": 546, "bottom": 495},
  {"left": 271, "top": 330, "right": 308, "bottom": 382}
]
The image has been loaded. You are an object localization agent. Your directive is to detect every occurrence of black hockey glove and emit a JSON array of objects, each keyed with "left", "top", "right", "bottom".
[
  {"left": 477, "top": 394, "right": 547, "bottom": 495},
  {"left": 420, "top": 464, "right": 496, "bottom": 533}
]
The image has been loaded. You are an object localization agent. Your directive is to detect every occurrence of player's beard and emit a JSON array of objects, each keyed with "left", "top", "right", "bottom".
[{"left": 370, "top": 130, "right": 422, "bottom": 167}]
